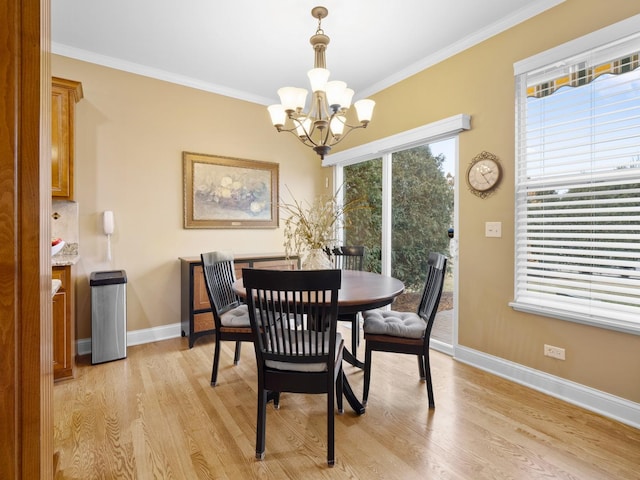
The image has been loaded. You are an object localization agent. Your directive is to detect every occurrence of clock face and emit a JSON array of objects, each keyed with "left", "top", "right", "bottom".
[{"left": 467, "top": 158, "right": 501, "bottom": 192}]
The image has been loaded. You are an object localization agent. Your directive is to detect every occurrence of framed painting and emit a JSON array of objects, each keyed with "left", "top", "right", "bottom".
[{"left": 183, "top": 152, "right": 279, "bottom": 228}]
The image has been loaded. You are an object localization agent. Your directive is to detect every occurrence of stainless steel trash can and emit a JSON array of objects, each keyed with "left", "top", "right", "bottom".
[{"left": 90, "top": 270, "right": 127, "bottom": 364}]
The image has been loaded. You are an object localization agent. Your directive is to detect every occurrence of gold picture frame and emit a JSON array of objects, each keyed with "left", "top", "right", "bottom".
[{"left": 183, "top": 152, "right": 279, "bottom": 229}]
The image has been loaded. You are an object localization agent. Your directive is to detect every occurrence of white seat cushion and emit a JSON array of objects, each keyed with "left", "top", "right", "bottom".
[
  {"left": 220, "top": 304, "right": 251, "bottom": 327},
  {"left": 265, "top": 332, "right": 343, "bottom": 373},
  {"left": 363, "top": 309, "right": 426, "bottom": 339}
]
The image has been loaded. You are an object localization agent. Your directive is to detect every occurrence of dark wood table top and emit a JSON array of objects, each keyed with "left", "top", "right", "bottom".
[{"left": 233, "top": 269, "right": 405, "bottom": 314}]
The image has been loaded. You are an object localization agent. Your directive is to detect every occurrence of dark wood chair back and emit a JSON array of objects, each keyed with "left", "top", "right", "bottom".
[
  {"left": 201, "top": 251, "right": 242, "bottom": 326},
  {"left": 243, "top": 268, "right": 341, "bottom": 370},
  {"left": 362, "top": 252, "right": 447, "bottom": 408},
  {"left": 242, "top": 267, "right": 344, "bottom": 465},
  {"left": 200, "top": 251, "right": 252, "bottom": 386},
  {"left": 330, "top": 246, "right": 365, "bottom": 271},
  {"left": 325, "top": 245, "right": 366, "bottom": 365},
  {"left": 418, "top": 252, "right": 448, "bottom": 337}
]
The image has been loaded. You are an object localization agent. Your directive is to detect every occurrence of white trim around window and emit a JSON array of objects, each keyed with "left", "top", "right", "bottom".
[
  {"left": 321, "top": 114, "right": 471, "bottom": 167},
  {"left": 514, "top": 14, "right": 640, "bottom": 76}
]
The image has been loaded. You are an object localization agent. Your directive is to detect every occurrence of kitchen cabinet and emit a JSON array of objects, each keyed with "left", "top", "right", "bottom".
[
  {"left": 179, "top": 253, "right": 299, "bottom": 348},
  {"left": 51, "top": 77, "right": 83, "bottom": 200},
  {"left": 52, "top": 265, "right": 75, "bottom": 380}
]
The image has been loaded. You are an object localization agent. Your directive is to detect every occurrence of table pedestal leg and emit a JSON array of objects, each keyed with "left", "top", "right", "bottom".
[
  {"left": 343, "top": 348, "right": 365, "bottom": 369},
  {"left": 341, "top": 372, "right": 365, "bottom": 415}
]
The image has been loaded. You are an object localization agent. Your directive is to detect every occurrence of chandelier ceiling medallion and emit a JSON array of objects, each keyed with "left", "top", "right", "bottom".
[{"left": 267, "top": 6, "right": 375, "bottom": 160}]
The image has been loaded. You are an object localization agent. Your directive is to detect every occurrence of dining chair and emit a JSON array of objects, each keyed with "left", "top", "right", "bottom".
[
  {"left": 330, "top": 245, "right": 365, "bottom": 271},
  {"left": 329, "top": 246, "right": 365, "bottom": 361},
  {"left": 242, "top": 267, "right": 344, "bottom": 466},
  {"left": 200, "top": 251, "right": 253, "bottom": 386},
  {"left": 361, "top": 252, "right": 447, "bottom": 408}
]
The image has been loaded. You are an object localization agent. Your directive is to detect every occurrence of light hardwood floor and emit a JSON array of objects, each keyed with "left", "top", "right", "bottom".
[{"left": 53, "top": 327, "right": 640, "bottom": 479}]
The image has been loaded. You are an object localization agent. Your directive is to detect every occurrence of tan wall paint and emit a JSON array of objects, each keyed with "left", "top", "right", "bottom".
[
  {"left": 336, "top": 0, "right": 640, "bottom": 403},
  {"left": 52, "top": 0, "right": 640, "bottom": 404},
  {"left": 52, "top": 55, "right": 328, "bottom": 341}
]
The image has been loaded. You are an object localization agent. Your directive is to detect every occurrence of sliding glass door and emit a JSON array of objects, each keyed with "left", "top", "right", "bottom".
[
  {"left": 342, "top": 158, "right": 383, "bottom": 273},
  {"left": 341, "top": 139, "right": 455, "bottom": 348}
]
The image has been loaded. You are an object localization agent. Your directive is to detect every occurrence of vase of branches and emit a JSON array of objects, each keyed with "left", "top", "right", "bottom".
[{"left": 280, "top": 186, "right": 365, "bottom": 270}]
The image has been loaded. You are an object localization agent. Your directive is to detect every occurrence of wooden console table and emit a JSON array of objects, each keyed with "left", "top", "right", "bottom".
[{"left": 179, "top": 253, "right": 299, "bottom": 347}]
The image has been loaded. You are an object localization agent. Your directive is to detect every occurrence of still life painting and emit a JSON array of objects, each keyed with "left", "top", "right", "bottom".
[{"left": 183, "top": 152, "right": 279, "bottom": 228}]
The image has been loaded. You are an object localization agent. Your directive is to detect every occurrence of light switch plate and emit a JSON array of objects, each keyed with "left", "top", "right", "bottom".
[{"left": 485, "top": 221, "right": 502, "bottom": 237}]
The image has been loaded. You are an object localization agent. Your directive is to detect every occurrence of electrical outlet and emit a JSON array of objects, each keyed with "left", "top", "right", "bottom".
[
  {"left": 544, "top": 344, "right": 565, "bottom": 360},
  {"left": 485, "top": 221, "right": 502, "bottom": 237}
]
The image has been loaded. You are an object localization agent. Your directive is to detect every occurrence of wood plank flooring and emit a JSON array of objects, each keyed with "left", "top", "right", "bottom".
[{"left": 53, "top": 327, "right": 640, "bottom": 479}]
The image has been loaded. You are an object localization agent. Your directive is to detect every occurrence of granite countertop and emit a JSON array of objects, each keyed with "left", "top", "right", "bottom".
[
  {"left": 52, "top": 242, "right": 80, "bottom": 266},
  {"left": 52, "top": 254, "right": 80, "bottom": 266}
]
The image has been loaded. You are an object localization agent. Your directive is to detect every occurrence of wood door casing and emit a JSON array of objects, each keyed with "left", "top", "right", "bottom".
[{"left": 0, "top": 0, "right": 54, "bottom": 477}]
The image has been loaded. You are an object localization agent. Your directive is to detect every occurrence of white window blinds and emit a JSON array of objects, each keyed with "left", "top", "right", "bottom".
[{"left": 513, "top": 32, "right": 640, "bottom": 334}]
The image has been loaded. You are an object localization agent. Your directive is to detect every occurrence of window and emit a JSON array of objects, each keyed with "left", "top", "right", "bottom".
[
  {"left": 512, "top": 22, "right": 640, "bottom": 334},
  {"left": 324, "top": 114, "right": 469, "bottom": 279},
  {"left": 341, "top": 145, "right": 454, "bottom": 290}
]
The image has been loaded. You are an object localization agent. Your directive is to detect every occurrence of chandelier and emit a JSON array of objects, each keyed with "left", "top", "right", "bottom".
[{"left": 267, "top": 6, "right": 375, "bottom": 160}]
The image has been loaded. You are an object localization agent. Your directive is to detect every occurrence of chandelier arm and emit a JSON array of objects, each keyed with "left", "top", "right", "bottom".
[
  {"left": 282, "top": 128, "right": 319, "bottom": 149},
  {"left": 288, "top": 117, "right": 321, "bottom": 149},
  {"left": 334, "top": 118, "right": 370, "bottom": 131},
  {"left": 325, "top": 122, "right": 369, "bottom": 148},
  {"left": 276, "top": 112, "right": 370, "bottom": 150}
]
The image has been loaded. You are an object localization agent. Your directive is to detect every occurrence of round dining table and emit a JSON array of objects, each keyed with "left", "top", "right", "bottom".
[{"left": 232, "top": 269, "right": 405, "bottom": 415}]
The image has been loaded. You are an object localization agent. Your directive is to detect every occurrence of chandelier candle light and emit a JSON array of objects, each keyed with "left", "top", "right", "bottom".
[{"left": 267, "top": 6, "right": 375, "bottom": 160}]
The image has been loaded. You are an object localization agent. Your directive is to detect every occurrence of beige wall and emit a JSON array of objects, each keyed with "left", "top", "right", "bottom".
[
  {"left": 53, "top": 0, "right": 640, "bottom": 404},
  {"left": 52, "top": 55, "right": 328, "bottom": 341}
]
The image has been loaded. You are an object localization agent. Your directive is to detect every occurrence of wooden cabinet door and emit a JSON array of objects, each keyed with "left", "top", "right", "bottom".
[
  {"left": 192, "top": 265, "right": 212, "bottom": 311},
  {"left": 253, "top": 259, "right": 298, "bottom": 271},
  {"left": 51, "top": 78, "right": 82, "bottom": 199},
  {"left": 192, "top": 265, "right": 214, "bottom": 333},
  {"left": 52, "top": 266, "right": 74, "bottom": 380},
  {"left": 235, "top": 258, "right": 298, "bottom": 278}
]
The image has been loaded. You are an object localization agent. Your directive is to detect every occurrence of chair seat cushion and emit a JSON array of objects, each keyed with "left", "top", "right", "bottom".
[
  {"left": 220, "top": 304, "right": 251, "bottom": 327},
  {"left": 266, "top": 332, "right": 343, "bottom": 373},
  {"left": 363, "top": 309, "right": 426, "bottom": 339}
]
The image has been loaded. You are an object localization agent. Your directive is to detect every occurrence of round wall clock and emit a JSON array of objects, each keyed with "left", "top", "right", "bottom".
[{"left": 466, "top": 151, "right": 502, "bottom": 198}]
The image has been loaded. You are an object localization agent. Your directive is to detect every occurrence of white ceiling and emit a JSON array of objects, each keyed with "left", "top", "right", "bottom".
[{"left": 51, "top": 0, "right": 564, "bottom": 106}]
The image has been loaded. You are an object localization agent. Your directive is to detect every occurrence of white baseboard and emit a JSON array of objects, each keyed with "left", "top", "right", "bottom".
[
  {"left": 76, "top": 323, "right": 639, "bottom": 429},
  {"left": 76, "top": 322, "right": 182, "bottom": 356},
  {"left": 455, "top": 345, "right": 640, "bottom": 430}
]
